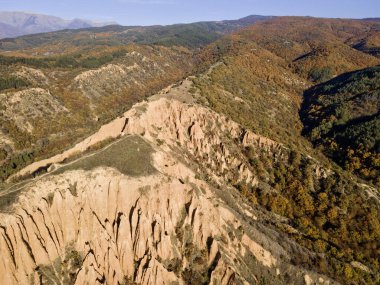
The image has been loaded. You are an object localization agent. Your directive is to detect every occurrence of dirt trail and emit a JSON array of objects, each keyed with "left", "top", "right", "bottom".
[
  {"left": 1, "top": 137, "right": 129, "bottom": 198},
  {"left": 7, "top": 79, "right": 192, "bottom": 182},
  {"left": 7, "top": 116, "right": 126, "bottom": 182}
]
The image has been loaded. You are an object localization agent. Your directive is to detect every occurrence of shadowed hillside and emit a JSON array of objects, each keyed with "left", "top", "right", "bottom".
[{"left": 302, "top": 66, "right": 380, "bottom": 186}]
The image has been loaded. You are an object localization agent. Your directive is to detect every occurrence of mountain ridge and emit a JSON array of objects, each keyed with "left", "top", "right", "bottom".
[
  {"left": 0, "top": 11, "right": 117, "bottom": 39},
  {"left": 0, "top": 14, "right": 272, "bottom": 50}
]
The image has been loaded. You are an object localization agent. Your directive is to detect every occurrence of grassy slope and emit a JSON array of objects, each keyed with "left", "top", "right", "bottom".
[{"left": 55, "top": 135, "right": 157, "bottom": 176}]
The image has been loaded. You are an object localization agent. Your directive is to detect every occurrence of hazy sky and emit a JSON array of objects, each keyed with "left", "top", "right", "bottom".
[{"left": 0, "top": 0, "right": 379, "bottom": 25}]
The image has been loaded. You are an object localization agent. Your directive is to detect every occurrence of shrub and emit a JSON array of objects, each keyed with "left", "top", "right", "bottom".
[
  {"left": 309, "top": 67, "right": 333, "bottom": 82},
  {"left": 0, "top": 77, "right": 30, "bottom": 91}
]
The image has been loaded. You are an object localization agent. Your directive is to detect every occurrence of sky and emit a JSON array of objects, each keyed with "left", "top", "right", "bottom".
[{"left": 0, "top": 0, "right": 379, "bottom": 26}]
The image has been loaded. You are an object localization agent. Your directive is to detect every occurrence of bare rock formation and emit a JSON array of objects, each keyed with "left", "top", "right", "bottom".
[
  {"left": 0, "top": 144, "right": 336, "bottom": 285},
  {"left": 10, "top": 91, "right": 283, "bottom": 184},
  {"left": 1, "top": 82, "right": 338, "bottom": 284}
]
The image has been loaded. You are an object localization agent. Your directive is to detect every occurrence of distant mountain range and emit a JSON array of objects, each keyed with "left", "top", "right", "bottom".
[
  {"left": 0, "top": 11, "right": 117, "bottom": 39},
  {"left": 0, "top": 15, "right": 273, "bottom": 51},
  {"left": 362, "top": 18, "right": 380, "bottom": 22}
]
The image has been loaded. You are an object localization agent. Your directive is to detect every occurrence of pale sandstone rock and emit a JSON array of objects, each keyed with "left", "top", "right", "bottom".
[
  {"left": 0, "top": 156, "right": 276, "bottom": 284},
  {"left": 10, "top": 94, "right": 283, "bottom": 186},
  {"left": 1, "top": 83, "right": 340, "bottom": 285}
]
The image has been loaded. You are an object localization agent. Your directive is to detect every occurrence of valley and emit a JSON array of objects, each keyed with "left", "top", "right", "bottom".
[{"left": 0, "top": 15, "right": 379, "bottom": 285}]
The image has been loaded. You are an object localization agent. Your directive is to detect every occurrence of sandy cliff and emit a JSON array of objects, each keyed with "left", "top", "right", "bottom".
[{"left": 0, "top": 82, "right": 337, "bottom": 285}]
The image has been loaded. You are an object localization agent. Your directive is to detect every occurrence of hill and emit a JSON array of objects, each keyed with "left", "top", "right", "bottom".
[
  {"left": 352, "top": 33, "right": 380, "bottom": 57},
  {"left": 190, "top": 18, "right": 380, "bottom": 284},
  {"left": 230, "top": 17, "right": 380, "bottom": 79},
  {"left": 194, "top": 17, "right": 380, "bottom": 149},
  {"left": 0, "top": 15, "right": 272, "bottom": 51},
  {"left": 0, "top": 15, "right": 379, "bottom": 285},
  {"left": 1, "top": 78, "right": 379, "bottom": 285},
  {"left": 0, "top": 44, "right": 194, "bottom": 182},
  {"left": 302, "top": 66, "right": 380, "bottom": 186}
]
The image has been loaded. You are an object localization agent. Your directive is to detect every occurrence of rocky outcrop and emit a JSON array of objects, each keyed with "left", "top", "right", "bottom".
[
  {"left": 0, "top": 166, "right": 259, "bottom": 284},
  {"left": 122, "top": 98, "right": 285, "bottom": 186},
  {"left": 2, "top": 83, "right": 338, "bottom": 284},
  {"left": 11, "top": 93, "right": 284, "bottom": 186},
  {"left": 0, "top": 141, "right": 336, "bottom": 285}
]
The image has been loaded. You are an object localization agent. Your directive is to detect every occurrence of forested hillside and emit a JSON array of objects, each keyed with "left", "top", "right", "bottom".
[
  {"left": 302, "top": 66, "right": 380, "bottom": 186},
  {"left": 0, "top": 16, "right": 379, "bottom": 285},
  {"left": 190, "top": 18, "right": 380, "bottom": 284}
]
